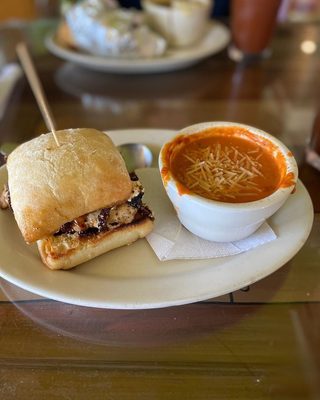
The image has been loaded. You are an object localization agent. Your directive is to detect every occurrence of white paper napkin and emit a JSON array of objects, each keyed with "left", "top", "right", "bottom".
[
  {"left": 140, "top": 168, "right": 277, "bottom": 262},
  {"left": 0, "top": 63, "right": 22, "bottom": 120}
]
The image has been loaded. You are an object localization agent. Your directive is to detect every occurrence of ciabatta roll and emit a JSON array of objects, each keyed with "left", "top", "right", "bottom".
[{"left": 4, "top": 128, "right": 154, "bottom": 270}]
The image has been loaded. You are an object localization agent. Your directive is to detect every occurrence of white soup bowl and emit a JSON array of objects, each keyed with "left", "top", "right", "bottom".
[{"left": 158, "top": 121, "right": 298, "bottom": 242}]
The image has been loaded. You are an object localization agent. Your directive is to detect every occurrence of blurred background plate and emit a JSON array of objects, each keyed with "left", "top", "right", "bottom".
[{"left": 45, "top": 21, "right": 230, "bottom": 74}]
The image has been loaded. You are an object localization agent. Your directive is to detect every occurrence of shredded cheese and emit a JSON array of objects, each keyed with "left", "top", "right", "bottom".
[{"left": 180, "top": 144, "right": 265, "bottom": 201}]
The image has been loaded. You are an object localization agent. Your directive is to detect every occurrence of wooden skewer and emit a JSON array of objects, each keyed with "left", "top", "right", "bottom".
[{"left": 16, "top": 42, "right": 60, "bottom": 147}]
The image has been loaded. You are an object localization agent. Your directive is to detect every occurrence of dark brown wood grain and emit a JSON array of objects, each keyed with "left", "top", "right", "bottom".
[{"left": 0, "top": 301, "right": 319, "bottom": 399}]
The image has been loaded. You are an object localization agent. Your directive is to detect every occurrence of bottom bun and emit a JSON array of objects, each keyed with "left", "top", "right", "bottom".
[{"left": 37, "top": 218, "right": 154, "bottom": 270}]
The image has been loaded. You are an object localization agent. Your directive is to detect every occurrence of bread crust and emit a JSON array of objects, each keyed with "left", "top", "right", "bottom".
[
  {"left": 37, "top": 218, "right": 154, "bottom": 270},
  {"left": 56, "top": 20, "right": 76, "bottom": 48},
  {"left": 7, "top": 128, "right": 132, "bottom": 243}
]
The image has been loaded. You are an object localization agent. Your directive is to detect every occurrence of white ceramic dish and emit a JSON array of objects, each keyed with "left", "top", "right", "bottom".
[
  {"left": 142, "top": 0, "right": 212, "bottom": 47},
  {"left": 0, "top": 129, "right": 314, "bottom": 309},
  {"left": 159, "top": 122, "right": 298, "bottom": 242},
  {"left": 45, "top": 21, "right": 230, "bottom": 74}
]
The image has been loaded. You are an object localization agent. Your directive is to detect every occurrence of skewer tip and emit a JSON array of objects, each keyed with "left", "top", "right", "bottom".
[{"left": 16, "top": 42, "right": 60, "bottom": 147}]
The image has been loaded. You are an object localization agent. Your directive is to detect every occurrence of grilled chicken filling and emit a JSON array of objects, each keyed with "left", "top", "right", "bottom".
[
  {"left": 1, "top": 172, "right": 153, "bottom": 256},
  {"left": 42, "top": 172, "right": 154, "bottom": 256},
  {"left": 0, "top": 184, "right": 10, "bottom": 210},
  {"left": 53, "top": 172, "right": 152, "bottom": 237}
]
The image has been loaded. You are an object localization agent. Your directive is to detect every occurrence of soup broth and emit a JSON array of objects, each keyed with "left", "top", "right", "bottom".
[{"left": 169, "top": 129, "right": 283, "bottom": 203}]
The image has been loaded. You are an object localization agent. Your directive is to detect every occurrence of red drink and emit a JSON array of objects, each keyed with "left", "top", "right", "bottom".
[
  {"left": 231, "top": 0, "right": 282, "bottom": 56},
  {"left": 310, "top": 111, "right": 320, "bottom": 155},
  {"left": 306, "top": 110, "right": 320, "bottom": 170}
]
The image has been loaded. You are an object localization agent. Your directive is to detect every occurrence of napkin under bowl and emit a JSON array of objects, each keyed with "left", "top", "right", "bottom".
[{"left": 140, "top": 168, "right": 277, "bottom": 261}]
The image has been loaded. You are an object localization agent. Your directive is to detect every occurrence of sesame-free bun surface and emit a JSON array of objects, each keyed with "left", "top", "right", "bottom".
[{"left": 7, "top": 128, "right": 132, "bottom": 243}]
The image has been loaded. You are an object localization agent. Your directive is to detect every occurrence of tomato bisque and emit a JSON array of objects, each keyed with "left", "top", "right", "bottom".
[{"left": 161, "top": 126, "right": 294, "bottom": 203}]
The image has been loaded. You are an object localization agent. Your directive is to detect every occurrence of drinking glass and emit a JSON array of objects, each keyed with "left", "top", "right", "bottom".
[{"left": 229, "top": 0, "right": 282, "bottom": 62}]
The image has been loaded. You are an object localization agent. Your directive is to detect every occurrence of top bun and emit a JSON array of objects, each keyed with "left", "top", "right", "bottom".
[{"left": 7, "top": 128, "right": 132, "bottom": 243}]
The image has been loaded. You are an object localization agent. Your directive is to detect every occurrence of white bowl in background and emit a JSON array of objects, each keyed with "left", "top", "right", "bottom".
[
  {"left": 142, "top": 0, "right": 212, "bottom": 47},
  {"left": 159, "top": 121, "right": 298, "bottom": 242}
]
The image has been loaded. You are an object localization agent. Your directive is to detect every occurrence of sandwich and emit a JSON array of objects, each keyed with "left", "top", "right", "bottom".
[{"left": 0, "top": 128, "right": 154, "bottom": 270}]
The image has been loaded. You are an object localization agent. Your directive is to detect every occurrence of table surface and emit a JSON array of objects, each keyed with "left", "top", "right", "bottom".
[{"left": 0, "top": 18, "right": 320, "bottom": 400}]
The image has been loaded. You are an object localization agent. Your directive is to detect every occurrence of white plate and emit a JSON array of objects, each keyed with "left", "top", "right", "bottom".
[
  {"left": 45, "top": 21, "right": 230, "bottom": 74},
  {"left": 0, "top": 129, "right": 314, "bottom": 309}
]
